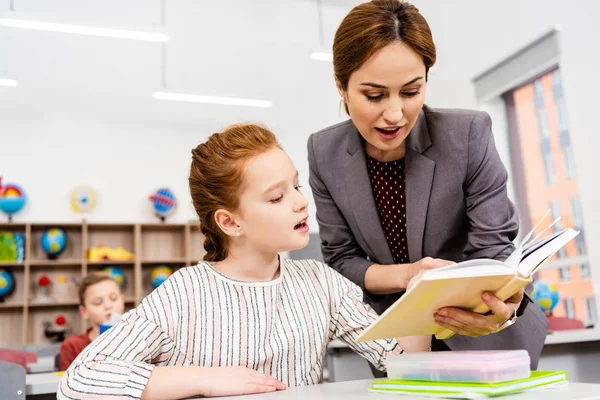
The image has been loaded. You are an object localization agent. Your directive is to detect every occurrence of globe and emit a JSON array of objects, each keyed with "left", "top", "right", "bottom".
[
  {"left": 104, "top": 267, "right": 125, "bottom": 289},
  {"left": 41, "top": 228, "right": 67, "bottom": 259},
  {"left": 150, "top": 265, "right": 173, "bottom": 289},
  {"left": 0, "top": 269, "right": 15, "bottom": 298},
  {"left": 532, "top": 280, "right": 559, "bottom": 313},
  {"left": 149, "top": 188, "right": 177, "bottom": 221},
  {"left": 0, "top": 178, "right": 26, "bottom": 220},
  {"left": 71, "top": 185, "right": 97, "bottom": 214}
]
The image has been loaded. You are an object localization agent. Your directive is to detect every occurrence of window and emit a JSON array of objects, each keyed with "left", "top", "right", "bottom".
[
  {"left": 550, "top": 201, "right": 562, "bottom": 229},
  {"left": 563, "top": 298, "right": 575, "bottom": 319},
  {"left": 562, "top": 145, "right": 576, "bottom": 180},
  {"left": 536, "top": 107, "right": 551, "bottom": 140},
  {"left": 581, "top": 264, "right": 592, "bottom": 280},
  {"left": 552, "top": 70, "right": 570, "bottom": 134},
  {"left": 543, "top": 152, "right": 556, "bottom": 185},
  {"left": 504, "top": 67, "right": 593, "bottom": 322},
  {"left": 571, "top": 196, "right": 583, "bottom": 229},
  {"left": 550, "top": 201, "right": 566, "bottom": 258},
  {"left": 556, "top": 98, "right": 570, "bottom": 133},
  {"left": 585, "top": 296, "right": 597, "bottom": 325}
]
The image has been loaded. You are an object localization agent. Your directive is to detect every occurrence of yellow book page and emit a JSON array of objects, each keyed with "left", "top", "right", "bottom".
[{"left": 357, "top": 273, "right": 518, "bottom": 342}]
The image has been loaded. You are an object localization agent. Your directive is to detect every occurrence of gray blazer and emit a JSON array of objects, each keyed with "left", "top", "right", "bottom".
[{"left": 307, "top": 105, "right": 548, "bottom": 368}]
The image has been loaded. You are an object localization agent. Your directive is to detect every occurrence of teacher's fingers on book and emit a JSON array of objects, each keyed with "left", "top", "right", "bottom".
[
  {"left": 481, "top": 292, "right": 514, "bottom": 323},
  {"left": 433, "top": 316, "right": 487, "bottom": 337},
  {"left": 504, "top": 288, "right": 525, "bottom": 304},
  {"left": 416, "top": 257, "right": 454, "bottom": 270},
  {"left": 434, "top": 308, "right": 499, "bottom": 337}
]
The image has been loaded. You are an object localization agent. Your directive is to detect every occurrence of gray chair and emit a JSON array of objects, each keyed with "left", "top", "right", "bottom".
[{"left": 0, "top": 360, "right": 26, "bottom": 399}]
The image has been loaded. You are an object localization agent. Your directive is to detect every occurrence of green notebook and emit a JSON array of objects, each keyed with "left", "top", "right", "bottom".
[{"left": 369, "top": 370, "right": 568, "bottom": 399}]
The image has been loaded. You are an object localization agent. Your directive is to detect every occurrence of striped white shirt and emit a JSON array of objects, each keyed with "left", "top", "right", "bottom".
[{"left": 58, "top": 258, "right": 403, "bottom": 399}]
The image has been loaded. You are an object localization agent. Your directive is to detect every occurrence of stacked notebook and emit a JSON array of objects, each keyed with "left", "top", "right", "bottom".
[
  {"left": 373, "top": 351, "right": 567, "bottom": 398},
  {"left": 369, "top": 371, "right": 568, "bottom": 398}
]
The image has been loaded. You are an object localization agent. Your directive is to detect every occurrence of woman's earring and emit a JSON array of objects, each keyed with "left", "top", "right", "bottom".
[
  {"left": 338, "top": 97, "right": 344, "bottom": 116},
  {"left": 236, "top": 231, "right": 241, "bottom": 237}
]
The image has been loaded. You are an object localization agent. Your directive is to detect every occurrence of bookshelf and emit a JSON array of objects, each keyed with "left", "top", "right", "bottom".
[{"left": 0, "top": 221, "right": 206, "bottom": 345}]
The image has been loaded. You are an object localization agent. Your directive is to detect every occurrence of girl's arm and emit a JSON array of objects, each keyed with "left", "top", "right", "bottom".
[
  {"left": 142, "top": 366, "right": 285, "bottom": 399},
  {"left": 58, "top": 311, "right": 284, "bottom": 399}
]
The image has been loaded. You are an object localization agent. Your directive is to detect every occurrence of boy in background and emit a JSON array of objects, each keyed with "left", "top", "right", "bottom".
[{"left": 59, "top": 272, "right": 125, "bottom": 370}]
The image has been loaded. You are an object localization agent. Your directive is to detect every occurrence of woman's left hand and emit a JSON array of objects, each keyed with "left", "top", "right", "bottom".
[{"left": 433, "top": 289, "right": 524, "bottom": 337}]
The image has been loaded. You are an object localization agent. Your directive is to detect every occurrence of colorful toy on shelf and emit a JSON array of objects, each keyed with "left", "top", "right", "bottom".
[
  {"left": 55, "top": 274, "right": 77, "bottom": 298},
  {"left": 103, "top": 267, "right": 125, "bottom": 289},
  {"left": 0, "top": 268, "right": 15, "bottom": 301},
  {"left": 150, "top": 265, "right": 173, "bottom": 289},
  {"left": 0, "top": 232, "right": 25, "bottom": 261},
  {"left": 70, "top": 185, "right": 97, "bottom": 215},
  {"left": 41, "top": 228, "right": 67, "bottom": 259},
  {"left": 87, "top": 246, "right": 134, "bottom": 262},
  {"left": 56, "top": 275, "right": 77, "bottom": 285},
  {"left": 33, "top": 274, "right": 55, "bottom": 304},
  {"left": 532, "top": 280, "right": 560, "bottom": 314},
  {"left": 0, "top": 177, "right": 27, "bottom": 222},
  {"left": 43, "top": 314, "right": 71, "bottom": 342},
  {"left": 149, "top": 188, "right": 177, "bottom": 222}
]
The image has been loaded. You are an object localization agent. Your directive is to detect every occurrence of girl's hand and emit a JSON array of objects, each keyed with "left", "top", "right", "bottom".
[{"left": 199, "top": 366, "right": 286, "bottom": 397}]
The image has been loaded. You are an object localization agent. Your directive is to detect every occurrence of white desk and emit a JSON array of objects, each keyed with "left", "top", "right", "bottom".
[
  {"left": 26, "top": 373, "right": 600, "bottom": 399},
  {"left": 26, "top": 372, "right": 62, "bottom": 396},
  {"left": 212, "top": 379, "right": 600, "bottom": 399}
]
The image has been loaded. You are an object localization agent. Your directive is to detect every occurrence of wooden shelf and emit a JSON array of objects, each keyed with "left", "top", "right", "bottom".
[
  {"left": 0, "top": 261, "right": 24, "bottom": 267},
  {"left": 0, "top": 302, "right": 24, "bottom": 309},
  {"left": 87, "top": 260, "right": 135, "bottom": 266},
  {"left": 0, "top": 222, "right": 202, "bottom": 344},
  {"left": 0, "top": 223, "right": 26, "bottom": 228},
  {"left": 29, "top": 299, "right": 80, "bottom": 308},
  {"left": 140, "top": 223, "right": 187, "bottom": 230},
  {"left": 27, "top": 296, "right": 136, "bottom": 308},
  {"left": 87, "top": 223, "right": 136, "bottom": 230},
  {"left": 30, "top": 223, "right": 84, "bottom": 228},
  {"left": 30, "top": 259, "right": 82, "bottom": 267},
  {"left": 142, "top": 258, "right": 188, "bottom": 264}
]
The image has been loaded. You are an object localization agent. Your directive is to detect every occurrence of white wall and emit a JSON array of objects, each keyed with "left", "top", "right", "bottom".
[{"left": 1, "top": 118, "right": 209, "bottom": 222}]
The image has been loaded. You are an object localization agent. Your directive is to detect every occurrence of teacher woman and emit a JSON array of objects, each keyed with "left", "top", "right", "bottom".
[{"left": 307, "top": 0, "right": 548, "bottom": 369}]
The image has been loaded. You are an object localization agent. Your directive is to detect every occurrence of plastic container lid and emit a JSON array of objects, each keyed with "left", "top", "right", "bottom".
[{"left": 386, "top": 350, "right": 531, "bottom": 383}]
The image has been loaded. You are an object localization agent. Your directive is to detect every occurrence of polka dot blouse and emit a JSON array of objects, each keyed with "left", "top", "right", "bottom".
[{"left": 366, "top": 155, "right": 410, "bottom": 264}]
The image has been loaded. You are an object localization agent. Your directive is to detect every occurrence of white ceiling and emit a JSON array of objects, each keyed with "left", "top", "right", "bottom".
[
  {"left": 2, "top": 0, "right": 599, "bottom": 136},
  {"left": 0, "top": 0, "right": 363, "bottom": 131}
]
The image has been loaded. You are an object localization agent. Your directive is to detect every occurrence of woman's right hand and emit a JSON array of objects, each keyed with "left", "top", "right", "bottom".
[
  {"left": 199, "top": 366, "right": 286, "bottom": 397},
  {"left": 403, "top": 257, "right": 454, "bottom": 290}
]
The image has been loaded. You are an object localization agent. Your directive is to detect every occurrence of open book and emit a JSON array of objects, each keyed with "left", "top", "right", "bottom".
[{"left": 356, "top": 211, "right": 579, "bottom": 342}]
